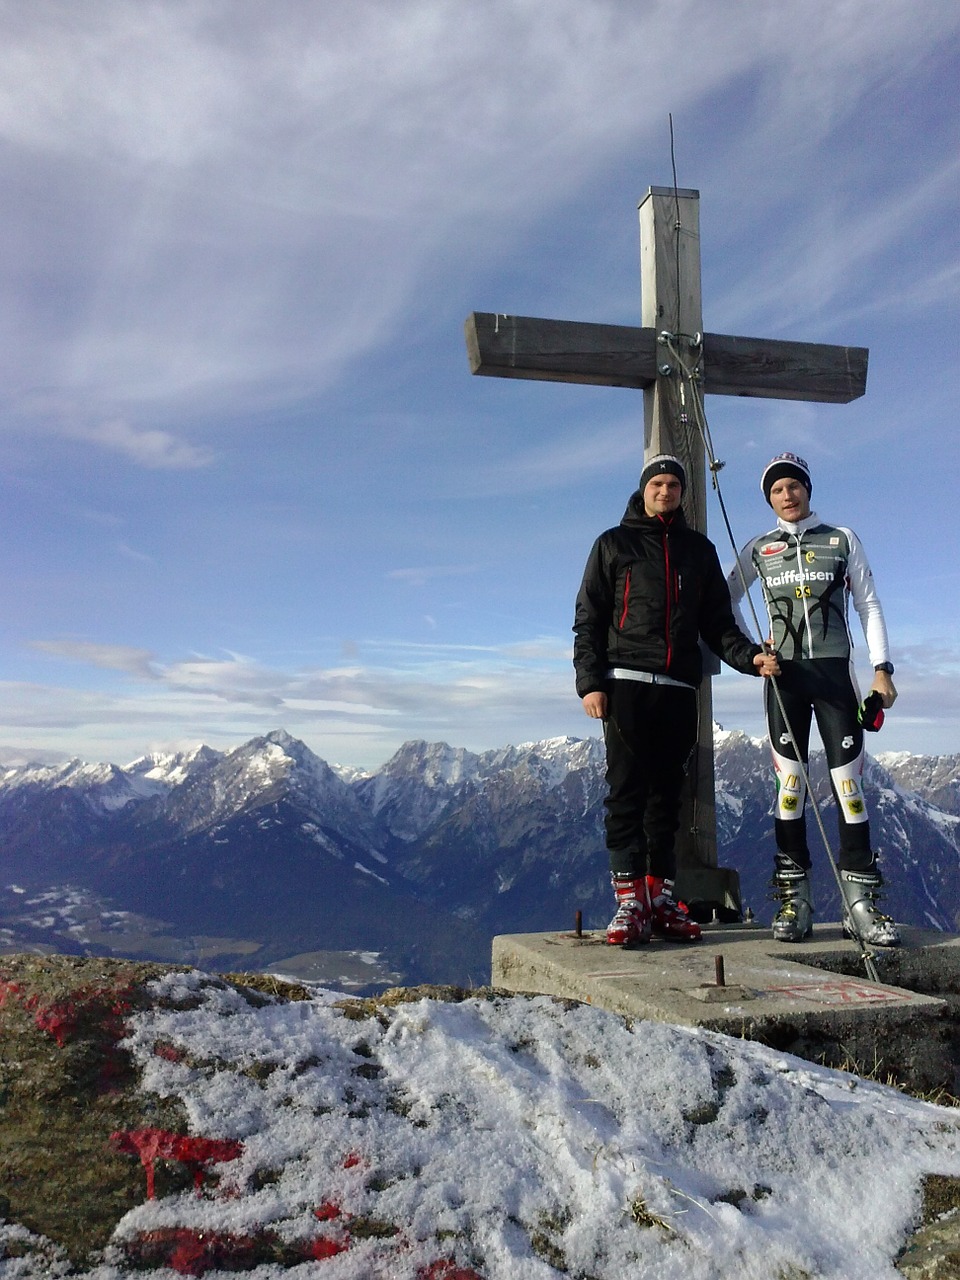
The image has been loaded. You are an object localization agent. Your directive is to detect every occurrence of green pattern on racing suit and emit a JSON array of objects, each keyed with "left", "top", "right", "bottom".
[{"left": 726, "top": 513, "right": 890, "bottom": 667}]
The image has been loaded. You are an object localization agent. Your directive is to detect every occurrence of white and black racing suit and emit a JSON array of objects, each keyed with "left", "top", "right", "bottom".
[{"left": 726, "top": 512, "right": 892, "bottom": 871}]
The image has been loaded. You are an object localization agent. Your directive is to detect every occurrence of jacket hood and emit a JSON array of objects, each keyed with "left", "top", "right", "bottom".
[{"left": 621, "top": 490, "right": 689, "bottom": 529}]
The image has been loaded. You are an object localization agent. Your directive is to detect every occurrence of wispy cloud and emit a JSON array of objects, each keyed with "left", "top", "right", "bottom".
[
  {"left": 713, "top": 155, "right": 960, "bottom": 337},
  {"left": 113, "top": 542, "right": 157, "bottom": 564},
  {"left": 66, "top": 419, "right": 214, "bottom": 469},
  {"left": 19, "top": 632, "right": 575, "bottom": 745},
  {"left": 388, "top": 566, "right": 482, "bottom": 588},
  {"left": 30, "top": 639, "right": 159, "bottom": 680},
  {"left": 1, "top": 1, "right": 945, "bottom": 434},
  {"left": 14, "top": 631, "right": 960, "bottom": 766},
  {"left": 460, "top": 420, "right": 644, "bottom": 497}
]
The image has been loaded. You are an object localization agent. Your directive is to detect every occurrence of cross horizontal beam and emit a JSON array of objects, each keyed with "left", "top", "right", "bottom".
[{"left": 465, "top": 312, "right": 868, "bottom": 404}]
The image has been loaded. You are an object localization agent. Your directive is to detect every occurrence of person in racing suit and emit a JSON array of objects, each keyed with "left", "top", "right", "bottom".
[
  {"left": 727, "top": 452, "right": 899, "bottom": 946},
  {"left": 574, "top": 453, "right": 780, "bottom": 947}
]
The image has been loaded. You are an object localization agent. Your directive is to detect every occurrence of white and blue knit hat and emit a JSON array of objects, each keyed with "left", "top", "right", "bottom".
[{"left": 760, "top": 452, "right": 812, "bottom": 505}]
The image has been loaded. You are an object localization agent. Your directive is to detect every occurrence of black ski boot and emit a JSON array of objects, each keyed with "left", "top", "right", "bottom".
[
  {"left": 770, "top": 853, "right": 814, "bottom": 942},
  {"left": 840, "top": 868, "right": 901, "bottom": 947}
]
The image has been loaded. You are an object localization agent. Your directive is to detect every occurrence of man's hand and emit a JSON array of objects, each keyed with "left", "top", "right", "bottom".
[
  {"left": 581, "top": 691, "right": 608, "bottom": 720},
  {"left": 753, "top": 650, "right": 781, "bottom": 678},
  {"left": 871, "top": 670, "right": 897, "bottom": 709}
]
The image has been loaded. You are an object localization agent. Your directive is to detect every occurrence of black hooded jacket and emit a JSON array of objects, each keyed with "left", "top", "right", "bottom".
[{"left": 573, "top": 493, "right": 762, "bottom": 697}]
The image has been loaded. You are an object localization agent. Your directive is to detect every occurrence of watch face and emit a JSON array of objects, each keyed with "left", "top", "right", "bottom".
[{"left": 875, "top": 663, "right": 894, "bottom": 674}]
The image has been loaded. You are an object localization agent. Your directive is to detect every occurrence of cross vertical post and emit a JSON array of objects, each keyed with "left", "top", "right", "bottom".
[
  {"left": 638, "top": 187, "right": 726, "bottom": 912},
  {"left": 640, "top": 188, "right": 705, "bottom": 527}
]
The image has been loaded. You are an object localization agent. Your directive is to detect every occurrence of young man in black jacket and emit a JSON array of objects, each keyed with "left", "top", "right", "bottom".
[{"left": 574, "top": 455, "right": 779, "bottom": 946}]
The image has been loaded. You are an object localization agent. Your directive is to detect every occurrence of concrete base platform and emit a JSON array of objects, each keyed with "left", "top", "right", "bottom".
[{"left": 492, "top": 923, "right": 960, "bottom": 1091}]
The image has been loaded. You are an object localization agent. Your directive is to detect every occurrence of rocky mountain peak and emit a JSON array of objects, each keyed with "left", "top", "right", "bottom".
[
  {"left": 379, "top": 740, "right": 483, "bottom": 789},
  {"left": 123, "top": 744, "right": 223, "bottom": 787}
]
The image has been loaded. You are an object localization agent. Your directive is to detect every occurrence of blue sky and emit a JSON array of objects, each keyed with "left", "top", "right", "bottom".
[{"left": 0, "top": 0, "right": 957, "bottom": 769}]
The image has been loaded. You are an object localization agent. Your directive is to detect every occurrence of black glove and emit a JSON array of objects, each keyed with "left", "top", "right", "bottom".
[{"left": 858, "top": 690, "right": 885, "bottom": 732}]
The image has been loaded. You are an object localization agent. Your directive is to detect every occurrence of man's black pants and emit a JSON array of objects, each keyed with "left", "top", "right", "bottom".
[
  {"left": 602, "top": 679, "right": 698, "bottom": 880},
  {"left": 765, "top": 656, "right": 873, "bottom": 870}
]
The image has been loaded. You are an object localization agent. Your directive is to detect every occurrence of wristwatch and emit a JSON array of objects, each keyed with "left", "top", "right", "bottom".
[{"left": 874, "top": 662, "right": 895, "bottom": 675}]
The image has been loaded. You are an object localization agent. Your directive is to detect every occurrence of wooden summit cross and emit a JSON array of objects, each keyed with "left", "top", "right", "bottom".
[{"left": 464, "top": 186, "right": 868, "bottom": 919}]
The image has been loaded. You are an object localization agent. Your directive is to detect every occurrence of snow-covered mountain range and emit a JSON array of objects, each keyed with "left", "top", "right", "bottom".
[{"left": 0, "top": 729, "right": 957, "bottom": 989}]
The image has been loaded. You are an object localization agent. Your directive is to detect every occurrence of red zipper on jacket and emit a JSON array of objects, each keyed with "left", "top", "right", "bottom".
[
  {"left": 660, "top": 517, "right": 678, "bottom": 671},
  {"left": 619, "top": 523, "right": 679, "bottom": 670}
]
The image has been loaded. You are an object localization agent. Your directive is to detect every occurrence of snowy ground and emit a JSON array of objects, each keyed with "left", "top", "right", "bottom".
[{"left": 4, "top": 971, "right": 960, "bottom": 1279}]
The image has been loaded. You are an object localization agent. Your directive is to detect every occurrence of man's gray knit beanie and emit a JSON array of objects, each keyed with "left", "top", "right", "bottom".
[{"left": 639, "top": 453, "right": 686, "bottom": 494}]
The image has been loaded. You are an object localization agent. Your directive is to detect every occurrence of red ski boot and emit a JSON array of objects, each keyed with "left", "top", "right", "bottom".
[
  {"left": 647, "top": 877, "right": 701, "bottom": 942},
  {"left": 606, "top": 876, "right": 652, "bottom": 946}
]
